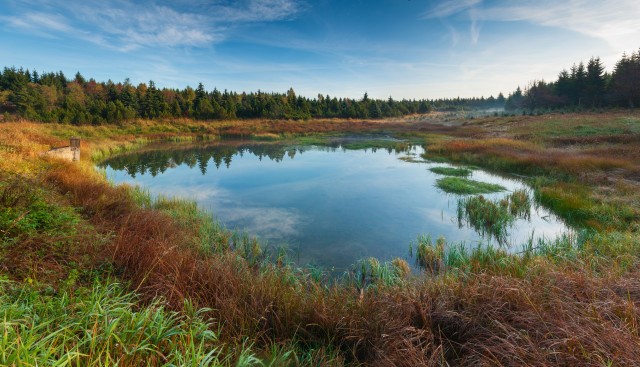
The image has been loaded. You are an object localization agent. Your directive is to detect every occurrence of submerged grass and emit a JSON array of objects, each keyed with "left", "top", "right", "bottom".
[
  {"left": 436, "top": 176, "right": 506, "bottom": 195},
  {"left": 429, "top": 166, "right": 472, "bottom": 176},
  {"left": 414, "top": 234, "right": 445, "bottom": 272},
  {"left": 457, "top": 195, "right": 515, "bottom": 243},
  {"left": 506, "top": 189, "right": 532, "bottom": 218},
  {"left": 456, "top": 190, "right": 533, "bottom": 243}
]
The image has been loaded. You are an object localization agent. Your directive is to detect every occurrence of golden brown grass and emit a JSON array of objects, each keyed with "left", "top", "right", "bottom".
[
  {"left": 33, "top": 161, "right": 640, "bottom": 365},
  {"left": 3, "top": 112, "right": 640, "bottom": 365}
]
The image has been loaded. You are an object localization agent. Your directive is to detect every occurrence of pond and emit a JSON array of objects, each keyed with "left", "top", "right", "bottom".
[{"left": 100, "top": 139, "right": 570, "bottom": 272}]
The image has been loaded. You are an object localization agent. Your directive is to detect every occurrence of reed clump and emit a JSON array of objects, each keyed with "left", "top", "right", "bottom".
[
  {"left": 414, "top": 234, "right": 445, "bottom": 272},
  {"left": 457, "top": 195, "right": 515, "bottom": 244},
  {"left": 391, "top": 257, "right": 411, "bottom": 278},
  {"left": 507, "top": 189, "right": 531, "bottom": 218}
]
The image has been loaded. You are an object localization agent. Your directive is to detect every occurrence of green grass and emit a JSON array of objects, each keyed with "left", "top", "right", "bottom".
[
  {"left": 5, "top": 116, "right": 640, "bottom": 365},
  {"left": 0, "top": 279, "right": 259, "bottom": 366},
  {"left": 506, "top": 189, "right": 531, "bottom": 218},
  {"left": 398, "top": 156, "right": 428, "bottom": 163},
  {"left": 457, "top": 195, "right": 515, "bottom": 243},
  {"left": 341, "top": 140, "right": 409, "bottom": 151},
  {"left": 293, "top": 135, "right": 329, "bottom": 146},
  {"left": 523, "top": 117, "right": 640, "bottom": 137},
  {"left": 429, "top": 166, "right": 472, "bottom": 176},
  {"left": 0, "top": 175, "right": 80, "bottom": 241},
  {"left": 436, "top": 177, "right": 506, "bottom": 195},
  {"left": 413, "top": 234, "right": 445, "bottom": 271}
]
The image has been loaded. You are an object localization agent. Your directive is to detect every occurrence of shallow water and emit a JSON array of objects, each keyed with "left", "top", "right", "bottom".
[{"left": 101, "top": 141, "right": 570, "bottom": 271}]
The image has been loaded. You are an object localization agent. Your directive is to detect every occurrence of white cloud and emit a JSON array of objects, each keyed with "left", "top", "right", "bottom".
[
  {"left": 1, "top": 0, "right": 303, "bottom": 51},
  {"left": 216, "top": 0, "right": 303, "bottom": 22},
  {"left": 72, "top": 3, "right": 219, "bottom": 50},
  {"left": 424, "top": 0, "right": 640, "bottom": 53},
  {"left": 479, "top": 0, "right": 640, "bottom": 52},
  {"left": 422, "top": 0, "right": 482, "bottom": 19},
  {"left": 216, "top": 206, "right": 306, "bottom": 242}
]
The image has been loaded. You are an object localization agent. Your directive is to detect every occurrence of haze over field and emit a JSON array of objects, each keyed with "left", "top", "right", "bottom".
[{"left": 1, "top": 0, "right": 638, "bottom": 99}]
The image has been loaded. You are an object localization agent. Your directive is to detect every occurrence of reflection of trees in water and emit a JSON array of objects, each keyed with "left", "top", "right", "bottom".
[{"left": 99, "top": 142, "right": 415, "bottom": 177}]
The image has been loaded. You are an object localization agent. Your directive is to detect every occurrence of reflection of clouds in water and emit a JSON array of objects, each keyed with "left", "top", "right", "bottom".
[
  {"left": 106, "top": 145, "right": 574, "bottom": 271},
  {"left": 214, "top": 206, "right": 307, "bottom": 242},
  {"left": 416, "top": 207, "right": 449, "bottom": 224},
  {"left": 165, "top": 184, "right": 230, "bottom": 202}
]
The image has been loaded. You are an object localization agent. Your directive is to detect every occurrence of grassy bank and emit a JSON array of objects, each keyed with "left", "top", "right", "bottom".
[{"left": 2, "top": 114, "right": 640, "bottom": 365}]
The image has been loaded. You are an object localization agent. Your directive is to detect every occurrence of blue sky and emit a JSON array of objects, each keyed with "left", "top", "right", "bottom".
[{"left": 1, "top": 0, "right": 638, "bottom": 99}]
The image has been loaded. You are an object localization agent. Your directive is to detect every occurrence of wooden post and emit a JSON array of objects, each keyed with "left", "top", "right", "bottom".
[{"left": 70, "top": 136, "right": 80, "bottom": 162}]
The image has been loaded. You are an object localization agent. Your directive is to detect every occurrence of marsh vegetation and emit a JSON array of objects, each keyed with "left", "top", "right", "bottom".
[
  {"left": 2, "top": 107, "right": 640, "bottom": 365},
  {"left": 101, "top": 141, "right": 565, "bottom": 270},
  {"left": 428, "top": 166, "right": 472, "bottom": 176},
  {"left": 435, "top": 176, "right": 506, "bottom": 195}
]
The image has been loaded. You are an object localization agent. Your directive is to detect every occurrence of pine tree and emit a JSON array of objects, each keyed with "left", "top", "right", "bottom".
[{"left": 585, "top": 57, "right": 605, "bottom": 107}]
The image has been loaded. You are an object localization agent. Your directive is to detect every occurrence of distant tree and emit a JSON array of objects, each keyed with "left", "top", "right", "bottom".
[
  {"left": 555, "top": 69, "right": 572, "bottom": 105},
  {"left": 610, "top": 50, "right": 640, "bottom": 108},
  {"left": 417, "top": 100, "right": 432, "bottom": 114},
  {"left": 368, "top": 100, "right": 381, "bottom": 118},
  {"left": 585, "top": 57, "right": 606, "bottom": 107},
  {"left": 75, "top": 72, "right": 86, "bottom": 86},
  {"left": 505, "top": 86, "right": 523, "bottom": 110}
]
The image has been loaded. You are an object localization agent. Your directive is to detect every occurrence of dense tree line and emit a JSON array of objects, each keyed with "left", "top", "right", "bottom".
[
  {"left": 506, "top": 49, "right": 640, "bottom": 110},
  {"left": 0, "top": 67, "right": 506, "bottom": 124}
]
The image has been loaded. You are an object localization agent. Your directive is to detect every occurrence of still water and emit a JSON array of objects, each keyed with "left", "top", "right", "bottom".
[{"left": 101, "top": 141, "right": 569, "bottom": 271}]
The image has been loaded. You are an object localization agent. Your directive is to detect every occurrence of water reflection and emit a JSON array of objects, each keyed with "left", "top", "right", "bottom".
[
  {"left": 101, "top": 141, "right": 570, "bottom": 272},
  {"left": 100, "top": 141, "right": 414, "bottom": 177}
]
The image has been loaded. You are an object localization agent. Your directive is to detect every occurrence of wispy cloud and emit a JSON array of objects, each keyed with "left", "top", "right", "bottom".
[
  {"left": 422, "top": 0, "right": 483, "bottom": 44},
  {"left": 216, "top": 206, "right": 306, "bottom": 242},
  {"left": 469, "top": 9, "right": 481, "bottom": 44},
  {"left": 1, "top": 0, "right": 304, "bottom": 51},
  {"left": 424, "top": 0, "right": 640, "bottom": 52},
  {"left": 215, "top": 0, "right": 304, "bottom": 22},
  {"left": 422, "top": 0, "right": 482, "bottom": 19},
  {"left": 478, "top": 0, "right": 640, "bottom": 52}
]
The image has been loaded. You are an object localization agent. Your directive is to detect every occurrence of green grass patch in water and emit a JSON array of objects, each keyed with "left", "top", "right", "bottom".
[
  {"left": 506, "top": 189, "right": 531, "bottom": 219},
  {"left": 457, "top": 195, "right": 515, "bottom": 244},
  {"left": 413, "top": 234, "right": 445, "bottom": 272},
  {"left": 429, "top": 166, "right": 472, "bottom": 177},
  {"left": 342, "top": 140, "right": 409, "bottom": 151},
  {"left": 436, "top": 177, "right": 506, "bottom": 195}
]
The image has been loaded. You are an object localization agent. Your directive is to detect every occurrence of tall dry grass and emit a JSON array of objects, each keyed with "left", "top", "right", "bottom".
[
  {"left": 4, "top": 114, "right": 640, "bottom": 364},
  {"left": 42, "top": 160, "right": 640, "bottom": 366}
]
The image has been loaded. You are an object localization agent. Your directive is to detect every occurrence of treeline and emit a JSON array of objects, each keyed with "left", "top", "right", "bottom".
[
  {"left": 506, "top": 49, "right": 640, "bottom": 110},
  {"left": 0, "top": 66, "right": 509, "bottom": 124}
]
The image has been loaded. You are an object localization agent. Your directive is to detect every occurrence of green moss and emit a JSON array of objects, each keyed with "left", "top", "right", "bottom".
[
  {"left": 436, "top": 177, "right": 506, "bottom": 195},
  {"left": 429, "top": 166, "right": 472, "bottom": 177}
]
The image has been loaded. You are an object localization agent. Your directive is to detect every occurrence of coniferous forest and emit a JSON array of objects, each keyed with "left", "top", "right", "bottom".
[
  {"left": 505, "top": 49, "right": 640, "bottom": 110},
  {"left": 1, "top": 49, "right": 638, "bottom": 125},
  {"left": 0, "top": 68, "right": 505, "bottom": 124}
]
